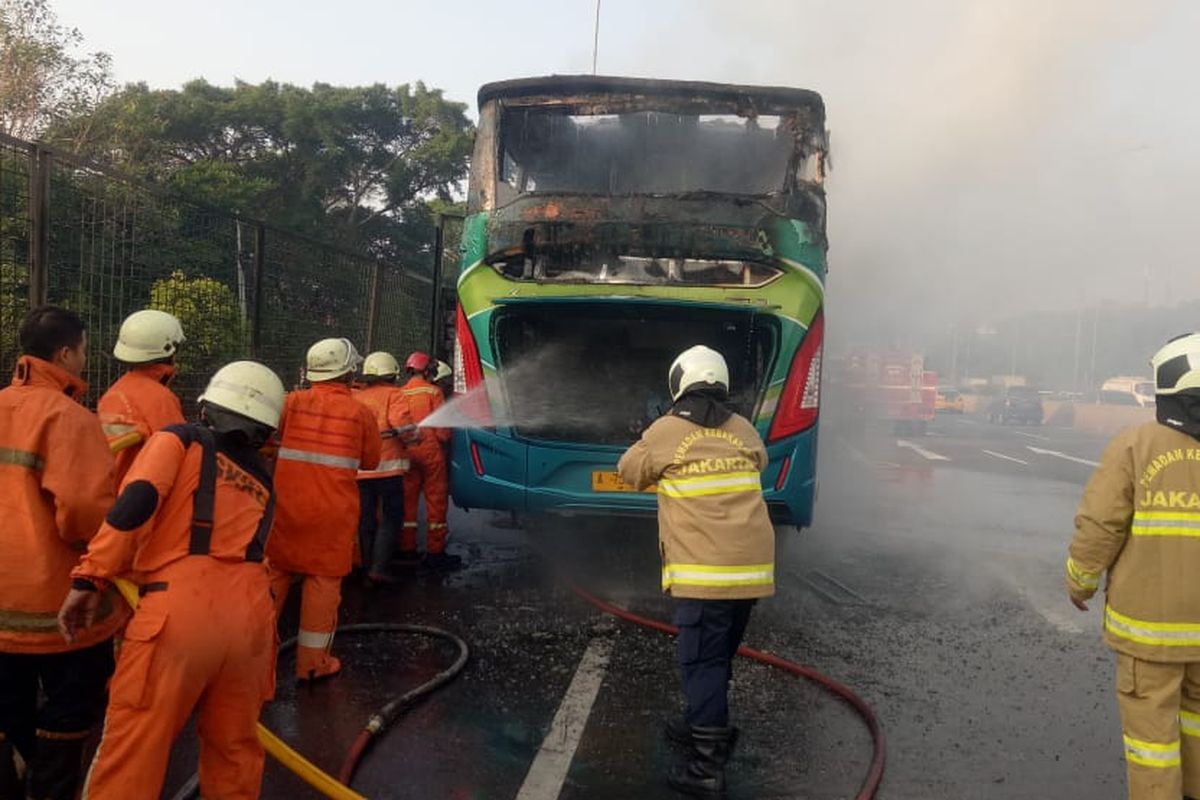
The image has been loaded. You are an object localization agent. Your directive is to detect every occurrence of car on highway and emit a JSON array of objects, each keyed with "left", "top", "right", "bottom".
[
  {"left": 987, "top": 385, "right": 1044, "bottom": 425},
  {"left": 935, "top": 388, "right": 965, "bottom": 414},
  {"left": 1100, "top": 376, "right": 1155, "bottom": 407}
]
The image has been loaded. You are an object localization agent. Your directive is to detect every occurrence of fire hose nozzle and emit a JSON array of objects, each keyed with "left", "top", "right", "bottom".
[{"left": 382, "top": 424, "right": 419, "bottom": 442}]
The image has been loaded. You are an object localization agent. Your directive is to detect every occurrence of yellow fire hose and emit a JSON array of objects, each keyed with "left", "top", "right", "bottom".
[
  {"left": 112, "top": 578, "right": 366, "bottom": 800},
  {"left": 108, "top": 435, "right": 366, "bottom": 800}
]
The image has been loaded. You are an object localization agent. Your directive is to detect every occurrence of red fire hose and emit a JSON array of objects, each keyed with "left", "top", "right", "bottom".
[{"left": 568, "top": 584, "right": 887, "bottom": 800}]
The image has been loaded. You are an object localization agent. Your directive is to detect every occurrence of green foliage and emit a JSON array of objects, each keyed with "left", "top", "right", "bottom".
[
  {"left": 149, "top": 270, "right": 248, "bottom": 384},
  {"left": 0, "top": 0, "right": 113, "bottom": 140},
  {"left": 50, "top": 79, "right": 475, "bottom": 267}
]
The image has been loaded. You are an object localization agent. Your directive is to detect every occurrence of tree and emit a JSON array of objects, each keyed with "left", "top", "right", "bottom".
[
  {"left": 149, "top": 270, "right": 249, "bottom": 386},
  {"left": 0, "top": 0, "right": 113, "bottom": 140},
  {"left": 51, "top": 80, "right": 474, "bottom": 267}
]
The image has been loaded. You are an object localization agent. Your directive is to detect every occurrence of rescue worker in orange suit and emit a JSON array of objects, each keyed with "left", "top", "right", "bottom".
[
  {"left": 1067, "top": 332, "right": 1200, "bottom": 800},
  {"left": 0, "top": 306, "right": 119, "bottom": 800},
  {"left": 269, "top": 338, "right": 380, "bottom": 680},
  {"left": 618, "top": 345, "right": 774, "bottom": 799},
  {"left": 98, "top": 309, "right": 186, "bottom": 481},
  {"left": 400, "top": 351, "right": 457, "bottom": 569},
  {"left": 433, "top": 359, "right": 454, "bottom": 400},
  {"left": 58, "top": 361, "right": 285, "bottom": 800},
  {"left": 353, "top": 351, "right": 418, "bottom": 584}
]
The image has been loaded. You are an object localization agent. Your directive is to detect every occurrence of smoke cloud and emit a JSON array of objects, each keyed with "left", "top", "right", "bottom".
[{"left": 609, "top": 0, "right": 1199, "bottom": 347}]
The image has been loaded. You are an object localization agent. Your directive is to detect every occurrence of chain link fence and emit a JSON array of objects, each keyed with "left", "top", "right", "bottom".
[
  {"left": 0, "top": 137, "right": 32, "bottom": 379},
  {"left": 0, "top": 132, "right": 435, "bottom": 408}
]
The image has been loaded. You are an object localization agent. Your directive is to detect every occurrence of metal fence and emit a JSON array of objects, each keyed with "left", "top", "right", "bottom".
[{"left": 0, "top": 132, "right": 436, "bottom": 408}]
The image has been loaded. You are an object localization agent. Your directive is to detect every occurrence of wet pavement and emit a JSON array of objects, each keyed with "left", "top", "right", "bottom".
[{"left": 162, "top": 408, "right": 1128, "bottom": 799}]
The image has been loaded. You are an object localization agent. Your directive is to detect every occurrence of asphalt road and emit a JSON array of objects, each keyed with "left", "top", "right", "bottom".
[{"left": 162, "top": 410, "right": 1129, "bottom": 799}]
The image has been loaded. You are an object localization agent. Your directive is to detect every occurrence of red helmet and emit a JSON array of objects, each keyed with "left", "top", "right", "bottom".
[{"left": 405, "top": 351, "right": 432, "bottom": 372}]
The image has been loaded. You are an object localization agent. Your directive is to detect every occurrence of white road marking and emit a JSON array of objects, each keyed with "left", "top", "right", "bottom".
[
  {"left": 957, "top": 418, "right": 980, "bottom": 426},
  {"left": 838, "top": 438, "right": 902, "bottom": 469},
  {"left": 1026, "top": 446, "right": 1100, "bottom": 467},
  {"left": 516, "top": 636, "right": 613, "bottom": 800},
  {"left": 983, "top": 449, "right": 1029, "bottom": 466},
  {"left": 840, "top": 438, "right": 874, "bottom": 467},
  {"left": 1012, "top": 430, "right": 1051, "bottom": 441},
  {"left": 896, "top": 439, "right": 951, "bottom": 462},
  {"left": 1022, "top": 589, "right": 1085, "bottom": 634}
]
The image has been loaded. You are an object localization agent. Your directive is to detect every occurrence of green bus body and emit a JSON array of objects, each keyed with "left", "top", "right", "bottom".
[{"left": 449, "top": 76, "right": 828, "bottom": 525}]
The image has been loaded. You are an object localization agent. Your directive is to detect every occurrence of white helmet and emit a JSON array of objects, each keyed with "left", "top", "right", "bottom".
[
  {"left": 198, "top": 361, "right": 285, "bottom": 428},
  {"left": 1152, "top": 333, "right": 1200, "bottom": 396},
  {"left": 434, "top": 360, "right": 452, "bottom": 382},
  {"left": 113, "top": 309, "right": 185, "bottom": 364},
  {"left": 306, "top": 338, "right": 362, "bottom": 382},
  {"left": 363, "top": 351, "right": 400, "bottom": 377},
  {"left": 668, "top": 345, "right": 729, "bottom": 401}
]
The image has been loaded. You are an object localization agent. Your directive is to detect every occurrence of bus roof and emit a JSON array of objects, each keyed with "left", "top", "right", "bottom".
[{"left": 477, "top": 75, "right": 825, "bottom": 119}]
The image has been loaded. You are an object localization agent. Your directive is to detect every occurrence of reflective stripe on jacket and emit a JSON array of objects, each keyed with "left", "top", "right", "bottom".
[
  {"left": 402, "top": 377, "right": 449, "bottom": 446},
  {"left": 618, "top": 413, "right": 775, "bottom": 600},
  {"left": 98, "top": 364, "right": 184, "bottom": 484},
  {"left": 0, "top": 356, "right": 121, "bottom": 653},
  {"left": 268, "top": 383, "right": 381, "bottom": 577},
  {"left": 353, "top": 383, "right": 414, "bottom": 479},
  {"left": 1068, "top": 421, "right": 1200, "bottom": 661}
]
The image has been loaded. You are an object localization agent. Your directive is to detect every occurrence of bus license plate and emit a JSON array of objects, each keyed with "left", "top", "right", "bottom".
[{"left": 591, "top": 471, "right": 654, "bottom": 493}]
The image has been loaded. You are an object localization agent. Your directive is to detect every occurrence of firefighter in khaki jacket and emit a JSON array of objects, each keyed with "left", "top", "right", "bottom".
[
  {"left": 0, "top": 306, "right": 119, "bottom": 800},
  {"left": 618, "top": 345, "right": 774, "bottom": 798},
  {"left": 59, "top": 361, "right": 286, "bottom": 800},
  {"left": 98, "top": 309, "right": 186, "bottom": 482},
  {"left": 269, "top": 338, "right": 381, "bottom": 680},
  {"left": 1067, "top": 333, "right": 1200, "bottom": 800},
  {"left": 354, "top": 352, "right": 418, "bottom": 584}
]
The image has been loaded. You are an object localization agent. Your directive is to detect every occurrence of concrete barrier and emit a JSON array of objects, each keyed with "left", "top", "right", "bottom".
[
  {"left": 1042, "top": 399, "right": 1073, "bottom": 427},
  {"left": 1071, "top": 404, "right": 1155, "bottom": 438},
  {"left": 963, "top": 394, "right": 986, "bottom": 414}
]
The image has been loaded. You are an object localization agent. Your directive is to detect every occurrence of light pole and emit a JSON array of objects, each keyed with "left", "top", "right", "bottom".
[
  {"left": 592, "top": 0, "right": 601, "bottom": 75},
  {"left": 1080, "top": 304, "right": 1089, "bottom": 395},
  {"left": 1088, "top": 307, "right": 1100, "bottom": 397}
]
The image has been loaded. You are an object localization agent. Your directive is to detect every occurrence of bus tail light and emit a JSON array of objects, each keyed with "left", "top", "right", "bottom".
[
  {"left": 454, "top": 304, "right": 492, "bottom": 425},
  {"left": 768, "top": 311, "right": 824, "bottom": 442}
]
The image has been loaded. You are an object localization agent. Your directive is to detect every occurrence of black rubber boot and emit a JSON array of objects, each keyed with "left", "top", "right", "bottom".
[
  {"left": 27, "top": 736, "right": 86, "bottom": 800},
  {"left": 0, "top": 741, "right": 21, "bottom": 800},
  {"left": 664, "top": 716, "right": 692, "bottom": 746},
  {"left": 663, "top": 718, "right": 739, "bottom": 753},
  {"left": 667, "top": 726, "right": 734, "bottom": 798}
]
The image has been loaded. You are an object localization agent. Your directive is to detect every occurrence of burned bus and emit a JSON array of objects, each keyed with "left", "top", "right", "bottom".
[{"left": 449, "top": 75, "right": 828, "bottom": 526}]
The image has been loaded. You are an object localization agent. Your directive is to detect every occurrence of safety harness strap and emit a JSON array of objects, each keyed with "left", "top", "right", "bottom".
[
  {"left": 244, "top": 492, "right": 276, "bottom": 563},
  {"left": 189, "top": 425, "right": 218, "bottom": 555},
  {"left": 185, "top": 424, "right": 275, "bottom": 561}
]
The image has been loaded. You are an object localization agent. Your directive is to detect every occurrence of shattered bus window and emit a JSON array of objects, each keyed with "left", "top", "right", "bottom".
[
  {"left": 488, "top": 251, "right": 783, "bottom": 287},
  {"left": 499, "top": 111, "right": 797, "bottom": 197}
]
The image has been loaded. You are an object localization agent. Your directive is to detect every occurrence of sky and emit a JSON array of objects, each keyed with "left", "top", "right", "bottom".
[{"left": 51, "top": 0, "right": 1200, "bottom": 342}]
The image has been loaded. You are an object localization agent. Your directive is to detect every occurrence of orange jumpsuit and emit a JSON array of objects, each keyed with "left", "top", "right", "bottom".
[
  {"left": 401, "top": 376, "right": 451, "bottom": 554},
  {"left": 73, "top": 424, "right": 278, "bottom": 800},
  {"left": 98, "top": 363, "right": 184, "bottom": 483},
  {"left": 0, "top": 357, "right": 118, "bottom": 797},
  {"left": 268, "top": 382, "right": 380, "bottom": 679},
  {"left": 353, "top": 383, "right": 413, "bottom": 573}
]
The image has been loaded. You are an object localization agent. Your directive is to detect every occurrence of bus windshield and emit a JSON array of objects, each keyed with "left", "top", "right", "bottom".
[{"left": 500, "top": 110, "right": 798, "bottom": 196}]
